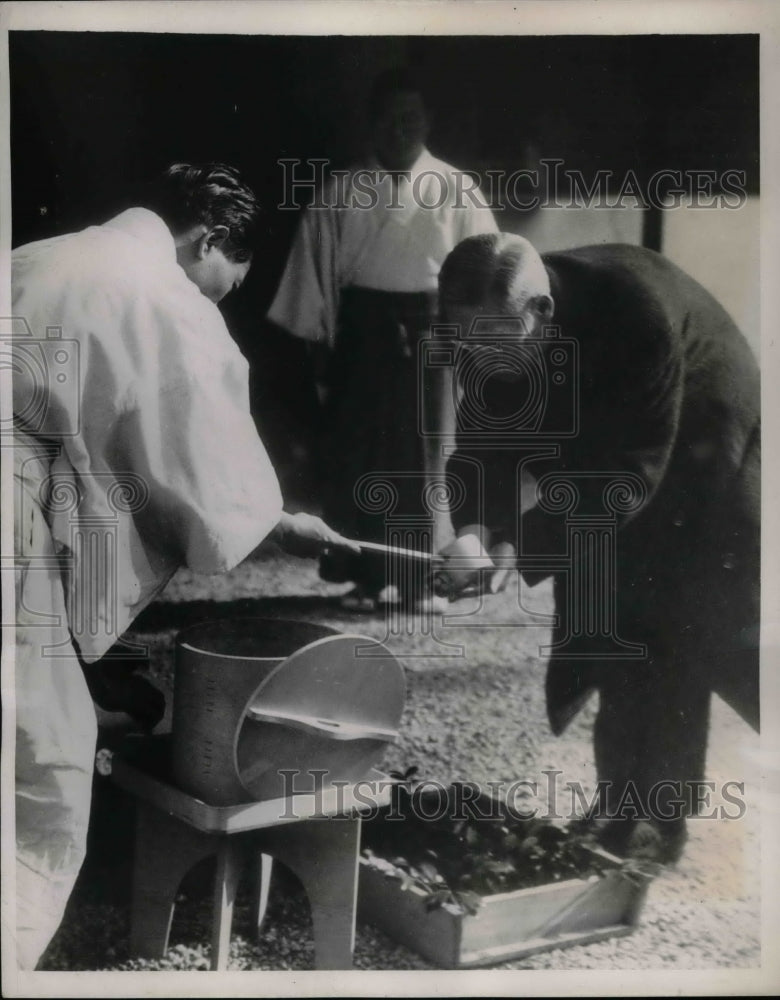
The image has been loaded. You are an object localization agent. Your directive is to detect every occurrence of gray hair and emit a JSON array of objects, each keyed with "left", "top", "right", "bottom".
[{"left": 438, "top": 232, "right": 550, "bottom": 314}]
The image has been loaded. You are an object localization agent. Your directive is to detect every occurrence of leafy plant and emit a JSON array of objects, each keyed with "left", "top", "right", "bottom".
[{"left": 361, "top": 770, "right": 633, "bottom": 915}]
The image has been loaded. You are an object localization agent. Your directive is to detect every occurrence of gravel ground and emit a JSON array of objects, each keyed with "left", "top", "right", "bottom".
[{"left": 40, "top": 545, "right": 762, "bottom": 976}]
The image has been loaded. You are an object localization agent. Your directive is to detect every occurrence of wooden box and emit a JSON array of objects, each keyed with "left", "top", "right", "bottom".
[{"left": 358, "top": 847, "right": 649, "bottom": 968}]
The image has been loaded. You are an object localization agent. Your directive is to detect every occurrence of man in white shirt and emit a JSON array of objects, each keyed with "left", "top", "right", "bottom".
[
  {"left": 268, "top": 69, "right": 497, "bottom": 611},
  {"left": 10, "top": 162, "right": 356, "bottom": 968}
]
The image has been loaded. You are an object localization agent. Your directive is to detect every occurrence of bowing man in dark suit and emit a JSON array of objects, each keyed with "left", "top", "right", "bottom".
[{"left": 435, "top": 232, "right": 760, "bottom": 863}]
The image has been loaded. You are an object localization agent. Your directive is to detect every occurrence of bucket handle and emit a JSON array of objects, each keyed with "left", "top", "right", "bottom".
[{"left": 246, "top": 705, "right": 398, "bottom": 743}]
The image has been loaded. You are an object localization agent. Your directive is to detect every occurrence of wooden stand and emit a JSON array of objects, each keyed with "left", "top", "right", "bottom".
[{"left": 111, "top": 749, "right": 390, "bottom": 971}]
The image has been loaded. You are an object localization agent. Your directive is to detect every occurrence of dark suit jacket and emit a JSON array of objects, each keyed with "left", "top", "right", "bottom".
[{"left": 447, "top": 244, "right": 760, "bottom": 732}]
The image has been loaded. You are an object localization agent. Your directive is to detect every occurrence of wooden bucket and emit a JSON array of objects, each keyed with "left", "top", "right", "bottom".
[{"left": 172, "top": 618, "right": 405, "bottom": 805}]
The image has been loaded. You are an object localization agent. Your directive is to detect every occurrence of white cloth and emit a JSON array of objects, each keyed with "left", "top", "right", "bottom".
[
  {"left": 11, "top": 209, "right": 283, "bottom": 968},
  {"left": 12, "top": 208, "right": 283, "bottom": 662},
  {"left": 268, "top": 149, "right": 497, "bottom": 347},
  {"left": 13, "top": 436, "right": 97, "bottom": 969}
]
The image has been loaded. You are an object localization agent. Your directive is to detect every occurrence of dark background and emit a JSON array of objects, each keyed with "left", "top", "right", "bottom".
[{"left": 10, "top": 32, "right": 759, "bottom": 500}]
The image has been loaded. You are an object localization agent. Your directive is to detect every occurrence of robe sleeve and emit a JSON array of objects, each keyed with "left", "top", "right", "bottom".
[
  {"left": 267, "top": 184, "right": 341, "bottom": 348},
  {"left": 109, "top": 282, "right": 284, "bottom": 575}
]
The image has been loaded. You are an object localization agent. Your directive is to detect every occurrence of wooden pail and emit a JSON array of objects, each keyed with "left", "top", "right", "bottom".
[{"left": 172, "top": 618, "right": 405, "bottom": 805}]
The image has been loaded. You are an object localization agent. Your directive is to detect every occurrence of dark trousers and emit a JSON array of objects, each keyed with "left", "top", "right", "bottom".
[
  {"left": 547, "top": 575, "right": 759, "bottom": 821},
  {"left": 318, "top": 286, "right": 438, "bottom": 593}
]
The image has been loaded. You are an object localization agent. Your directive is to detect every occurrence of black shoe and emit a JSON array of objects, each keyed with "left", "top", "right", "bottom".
[{"left": 622, "top": 818, "right": 688, "bottom": 865}]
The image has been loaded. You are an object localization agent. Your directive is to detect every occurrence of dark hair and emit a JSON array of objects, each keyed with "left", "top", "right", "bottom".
[
  {"left": 439, "top": 232, "right": 550, "bottom": 314},
  {"left": 368, "top": 67, "right": 427, "bottom": 120},
  {"left": 143, "top": 162, "right": 261, "bottom": 260}
]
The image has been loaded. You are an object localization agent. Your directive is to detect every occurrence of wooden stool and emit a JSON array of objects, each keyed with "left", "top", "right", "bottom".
[{"left": 111, "top": 743, "right": 390, "bottom": 971}]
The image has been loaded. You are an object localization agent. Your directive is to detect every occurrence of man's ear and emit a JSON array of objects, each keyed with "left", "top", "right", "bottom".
[
  {"left": 534, "top": 294, "right": 555, "bottom": 322},
  {"left": 197, "top": 225, "right": 230, "bottom": 258}
]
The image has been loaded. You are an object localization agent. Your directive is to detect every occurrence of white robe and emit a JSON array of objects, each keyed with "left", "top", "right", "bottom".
[
  {"left": 12, "top": 207, "right": 283, "bottom": 662},
  {"left": 10, "top": 207, "right": 282, "bottom": 968},
  {"left": 268, "top": 148, "right": 497, "bottom": 347}
]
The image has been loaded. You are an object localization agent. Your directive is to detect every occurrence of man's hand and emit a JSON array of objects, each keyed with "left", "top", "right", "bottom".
[
  {"left": 434, "top": 528, "right": 517, "bottom": 599},
  {"left": 433, "top": 528, "right": 494, "bottom": 598},
  {"left": 273, "top": 511, "right": 361, "bottom": 560}
]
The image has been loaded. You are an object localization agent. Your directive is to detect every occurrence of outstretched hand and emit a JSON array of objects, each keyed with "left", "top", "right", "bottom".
[
  {"left": 273, "top": 511, "right": 362, "bottom": 560},
  {"left": 433, "top": 530, "right": 492, "bottom": 598},
  {"left": 433, "top": 532, "right": 517, "bottom": 599}
]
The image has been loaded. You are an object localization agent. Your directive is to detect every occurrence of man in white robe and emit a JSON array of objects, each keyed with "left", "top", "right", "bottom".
[
  {"left": 9, "top": 163, "right": 355, "bottom": 968},
  {"left": 268, "top": 69, "right": 497, "bottom": 610}
]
